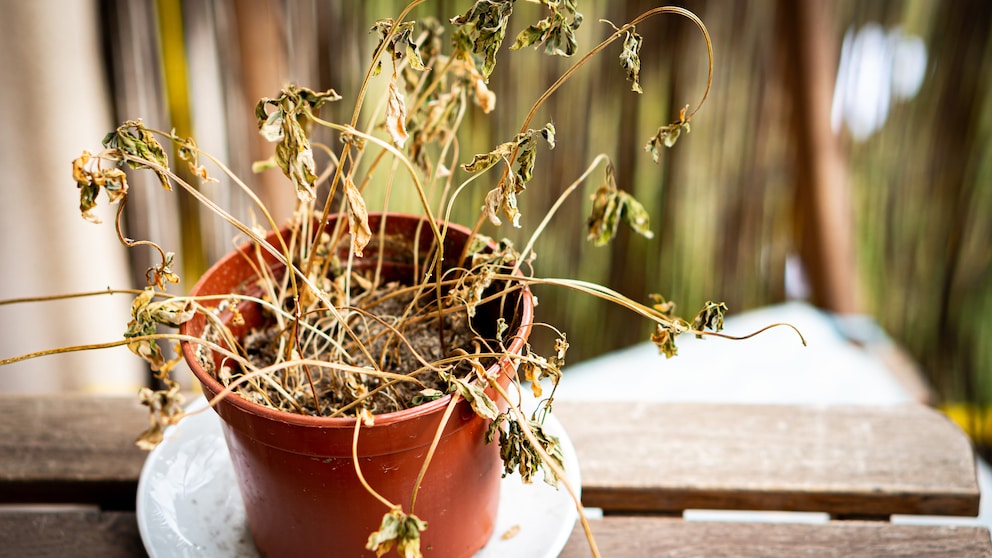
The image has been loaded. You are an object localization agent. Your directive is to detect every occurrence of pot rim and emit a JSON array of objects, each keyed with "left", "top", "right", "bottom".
[{"left": 180, "top": 212, "right": 534, "bottom": 429}]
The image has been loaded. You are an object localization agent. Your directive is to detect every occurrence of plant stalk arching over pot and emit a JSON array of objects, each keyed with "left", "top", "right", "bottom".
[
  {"left": 0, "top": 2, "right": 808, "bottom": 557},
  {"left": 180, "top": 213, "right": 534, "bottom": 557}
]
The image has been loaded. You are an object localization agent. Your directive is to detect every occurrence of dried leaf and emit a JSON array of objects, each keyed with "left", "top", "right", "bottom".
[
  {"left": 135, "top": 379, "right": 185, "bottom": 450},
  {"left": 102, "top": 120, "right": 171, "bottom": 190},
  {"left": 146, "top": 251, "right": 181, "bottom": 290},
  {"left": 343, "top": 177, "right": 372, "bottom": 257},
  {"left": 691, "top": 301, "right": 728, "bottom": 338},
  {"left": 449, "top": 376, "right": 499, "bottom": 421},
  {"left": 463, "top": 143, "right": 514, "bottom": 174},
  {"left": 465, "top": 124, "right": 555, "bottom": 228},
  {"left": 178, "top": 136, "right": 217, "bottom": 183},
  {"left": 521, "top": 359, "right": 546, "bottom": 398},
  {"left": 411, "top": 388, "right": 444, "bottom": 405},
  {"left": 650, "top": 322, "right": 681, "bottom": 359},
  {"left": 620, "top": 190, "right": 654, "bottom": 239},
  {"left": 619, "top": 26, "right": 644, "bottom": 93},
  {"left": 645, "top": 105, "right": 691, "bottom": 162},
  {"left": 649, "top": 293, "right": 677, "bottom": 317},
  {"left": 488, "top": 415, "right": 564, "bottom": 487},
  {"left": 371, "top": 19, "right": 427, "bottom": 72},
  {"left": 473, "top": 77, "right": 496, "bottom": 114},
  {"left": 385, "top": 81, "right": 409, "bottom": 148},
  {"left": 258, "top": 109, "right": 285, "bottom": 142},
  {"left": 365, "top": 508, "right": 427, "bottom": 558},
  {"left": 149, "top": 298, "right": 195, "bottom": 327},
  {"left": 510, "top": 0, "right": 583, "bottom": 57},
  {"left": 586, "top": 163, "right": 654, "bottom": 245},
  {"left": 586, "top": 184, "right": 620, "bottom": 246},
  {"left": 255, "top": 85, "right": 341, "bottom": 201},
  {"left": 124, "top": 289, "right": 193, "bottom": 373},
  {"left": 450, "top": 0, "right": 515, "bottom": 80},
  {"left": 73, "top": 150, "right": 130, "bottom": 224}
]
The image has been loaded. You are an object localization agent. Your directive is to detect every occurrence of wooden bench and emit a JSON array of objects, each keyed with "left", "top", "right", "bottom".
[{"left": 0, "top": 395, "right": 988, "bottom": 557}]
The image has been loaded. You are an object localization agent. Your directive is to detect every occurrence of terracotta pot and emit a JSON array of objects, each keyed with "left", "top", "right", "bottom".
[{"left": 179, "top": 213, "right": 533, "bottom": 557}]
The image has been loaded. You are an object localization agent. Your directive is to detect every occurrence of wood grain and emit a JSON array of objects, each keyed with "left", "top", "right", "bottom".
[
  {"left": 553, "top": 401, "right": 980, "bottom": 517},
  {"left": 0, "top": 510, "right": 145, "bottom": 558},
  {"left": 560, "top": 517, "right": 992, "bottom": 558},
  {"left": 0, "top": 395, "right": 988, "bottom": 556},
  {"left": 0, "top": 395, "right": 149, "bottom": 509}
]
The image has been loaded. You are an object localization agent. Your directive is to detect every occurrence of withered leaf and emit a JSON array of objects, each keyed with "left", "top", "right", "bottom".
[
  {"left": 135, "top": 379, "right": 185, "bottom": 450},
  {"left": 488, "top": 415, "right": 564, "bottom": 487},
  {"left": 371, "top": 19, "right": 427, "bottom": 72},
  {"left": 102, "top": 120, "right": 171, "bottom": 190},
  {"left": 449, "top": 376, "right": 499, "bottom": 421},
  {"left": 365, "top": 509, "right": 427, "bottom": 558},
  {"left": 645, "top": 105, "right": 691, "bottom": 162},
  {"left": 466, "top": 124, "right": 555, "bottom": 228},
  {"left": 619, "top": 26, "right": 644, "bottom": 93},
  {"left": 255, "top": 85, "right": 341, "bottom": 201},
  {"left": 650, "top": 322, "right": 681, "bottom": 359},
  {"left": 124, "top": 289, "right": 194, "bottom": 373},
  {"left": 178, "top": 136, "right": 217, "bottom": 183},
  {"left": 343, "top": 177, "right": 372, "bottom": 257},
  {"left": 691, "top": 301, "right": 728, "bottom": 338},
  {"left": 73, "top": 150, "right": 130, "bottom": 224},
  {"left": 649, "top": 293, "right": 677, "bottom": 317},
  {"left": 147, "top": 251, "right": 180, "bottom": 290},
  {"left": 450, "top": 0, "right": 515, "bottom": 80},
  {"left": 586, "top": 163, "right": 654, "bottom": 245},
  {"left": 385, "top": 81, "right": 409, "bottom": 148},
  {"left": 510, "top": 0, "right": 583, "bottom": 57}
]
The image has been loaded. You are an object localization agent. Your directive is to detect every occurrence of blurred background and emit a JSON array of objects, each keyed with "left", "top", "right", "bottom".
[{"left": 1, "top": 1, "right": 989, "bottom": 444}]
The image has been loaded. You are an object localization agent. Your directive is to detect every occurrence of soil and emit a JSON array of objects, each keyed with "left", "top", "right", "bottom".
[{"left": 200, "top": 279, "right": 505, "bottom": 418}]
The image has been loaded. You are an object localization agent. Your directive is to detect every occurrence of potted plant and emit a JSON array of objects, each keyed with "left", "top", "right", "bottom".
[{"left": 2, "top": 1, "right": 801, "bottom": 556}]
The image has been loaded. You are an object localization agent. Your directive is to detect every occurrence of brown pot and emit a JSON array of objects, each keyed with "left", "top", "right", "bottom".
[{"left": 179, "top": 213, "right": 534, "bottom": 557}]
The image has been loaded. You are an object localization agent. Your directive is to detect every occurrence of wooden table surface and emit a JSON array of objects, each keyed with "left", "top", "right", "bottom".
[{"left": 1, "top": 394, "right": 989, "bottom": 557}]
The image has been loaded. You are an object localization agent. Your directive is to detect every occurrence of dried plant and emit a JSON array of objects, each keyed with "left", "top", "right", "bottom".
[{"left": 1, "top": 2, "right": 805, "bottom": 556}]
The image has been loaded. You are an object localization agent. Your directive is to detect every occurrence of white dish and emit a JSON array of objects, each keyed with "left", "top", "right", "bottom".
[{"left": 136, "top": 393, "right": 580, "bottom": 558}]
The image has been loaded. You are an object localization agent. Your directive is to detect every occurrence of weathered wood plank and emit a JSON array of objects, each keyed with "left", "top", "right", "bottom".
[
  {"left": 553, "top": 401, "right": 980, "bottom": 517},
  {"left": 0, "top": 395, "right": 981, "bottom": 520},
  {"left": 0, "top": 509, "right": 145, "bottom": 558},
  {"left": 0, "top": 395, "right": 149, "bottom": 509},
  {"left": 560, "top": 517, "right": 992, "bottom": 558}
]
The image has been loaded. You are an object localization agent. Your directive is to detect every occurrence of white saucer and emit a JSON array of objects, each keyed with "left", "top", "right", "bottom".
[{"left": 136, "top": 392, "right": 580, "bottom": 558}]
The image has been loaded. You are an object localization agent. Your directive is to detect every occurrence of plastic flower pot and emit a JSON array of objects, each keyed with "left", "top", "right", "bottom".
[{"left": 179, "top": 213, "right": 534, "bottom": 557}]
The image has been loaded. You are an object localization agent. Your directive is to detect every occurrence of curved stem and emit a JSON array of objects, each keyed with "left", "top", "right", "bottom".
[
  {"left": 520, "top": 6, "right": 713, "bottom": 135},
  {"left": 497, "top": 274, "right": 807, "bottom": 344},
  {"left": 409, "top": 393, "right": 461, "bottom": 512},
  {"left": 348, "top": 0, "right": 427, "bottom": 130},
  {"left": 513, "top": 154, "right": 611, "bottom": 276},
  {"left": 352, "top": 417, "right": 399, "bottom": 511}
]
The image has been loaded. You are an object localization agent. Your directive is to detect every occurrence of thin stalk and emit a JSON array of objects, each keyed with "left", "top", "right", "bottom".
[
  {"left": 352, "top": 417, "right": 400, "bottom": 511},
  {"left": 0, "top": 333, "right": 243, "bottom": 368},
  {"left": 486, "top": 376, "right": 601, "bottom": 558},
  {"left": 408, "top": 394, "right": 461, "bottom": 512},
  {"left": 512, "top": 154, "right": 611, "bottom": 276}
]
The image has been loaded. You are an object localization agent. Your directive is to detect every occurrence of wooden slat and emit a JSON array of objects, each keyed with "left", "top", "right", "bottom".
[
  {"left": 0, "top": 510, "right": 145, "bottom": 558},
  {"left": 553, "top": 401, "right": 980, "bottom": 517},
  {"left": 0, "top": 395, "right": 149, "bottom": 509},
  {"left": 3, "top": 512, "right": 988, "bottom": 558},
  {"left": 0, "top": 395, "right": 981, "bottom": 520},
  {"left": 560, "top": 517, "right": 992, "bottom": 558}
]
